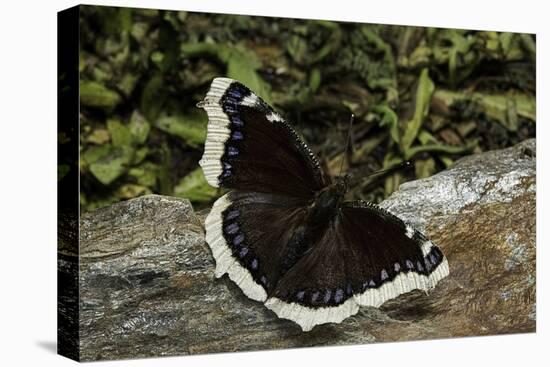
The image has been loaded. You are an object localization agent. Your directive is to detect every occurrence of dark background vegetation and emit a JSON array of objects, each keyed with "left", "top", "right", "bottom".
[{"left": 69, "top": 5, "right": 536, "bottom": 212}]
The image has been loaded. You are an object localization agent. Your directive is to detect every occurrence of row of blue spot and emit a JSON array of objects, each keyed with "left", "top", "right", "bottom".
[
  {"left": 287, "top": 247, "right": 444, "bottom": 306},
  {"left": 290, "top": 284, "right": 354, "bottom": 305},
  {"left": 220, "top": 84, "right": 250, "bottom": 180},
  {"left": 222, "top": 207, "right": 269, "bottom": 287}
]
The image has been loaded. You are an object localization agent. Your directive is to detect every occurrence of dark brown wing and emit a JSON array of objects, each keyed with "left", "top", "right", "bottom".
[
  {"left": 199, "top": 78, "right": 327, "bottom": 198},
  {"left": 265, "top": 201, "right": 449, "bottom": 331},
  {"left": 205, "top": 190, "right": 310, "bottom": 302}
]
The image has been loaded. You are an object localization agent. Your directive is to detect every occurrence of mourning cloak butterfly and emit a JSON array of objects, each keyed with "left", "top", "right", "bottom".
[{"left": 198, "top": 78, "right": 449, "bottom": 331}]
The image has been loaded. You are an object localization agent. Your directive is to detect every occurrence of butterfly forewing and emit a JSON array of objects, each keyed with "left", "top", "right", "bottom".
[{"left": 199, "top": 78, "right": 327, "bottom": 198}]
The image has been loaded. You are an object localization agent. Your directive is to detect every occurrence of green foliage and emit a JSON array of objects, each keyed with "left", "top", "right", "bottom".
[
  {"left": 78, "top": 6, "right": 535, "bottom": 211},
  {"left": 80, "top": 81, "right": 121, "bottom": 110},
  {"left": 153, "top": 113, "right": 206, "bottom": 148},
  {"left": 107, "top": 119, "right": 133, "bottom": 147},
  {"left": 434, "top": 89, "right": 536, "bottom": 132},
  {"left": 140, "top": 74, "right": 167, "bottom": 122},
  {"left": 181, "top": 42, "right": 272, "bottom": 103},
  {"left": 286, "top": 21, "right": 342, "bottom": 66},
  {"left": 128, "top": 111, "right": 151, "bottom": 145},
  {"left": 400, "top": 68, "right": 435, "bottom": 153},
  {"left": 88, "top": 146, "right": 134, "bottom": 185},
  {"left": 173, "top": 168, "right": 218, "bottom": 203}
]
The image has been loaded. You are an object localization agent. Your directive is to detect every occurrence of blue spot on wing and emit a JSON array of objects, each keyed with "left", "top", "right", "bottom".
[
  {"left": 323, "top": 290, "right": 332, "bottom": 303},
  {"left": 231, "top": 116, "right": 244, "bottom": 127},
  {"left": 231, "top": 130, "right": 243, "bottom": 140},
  {"left": 225, "top": 209, "right": 239, "bottom": 221},
  {"left": 233, "top": 233, "right": 244, "bottom": 246},
  {"left": 239, "top": 247, "right": 249, "bottom": 258},
  {"left": 225, "top": 223, "right": 239, "bottom": 235},
  {"left": 334, "top": 289, "right": 344, "bottom": 303}
]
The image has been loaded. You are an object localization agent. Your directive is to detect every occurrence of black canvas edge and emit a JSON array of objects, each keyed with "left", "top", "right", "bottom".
[{"left": 57, "top": 4, "right": 81, "bottom": 362}]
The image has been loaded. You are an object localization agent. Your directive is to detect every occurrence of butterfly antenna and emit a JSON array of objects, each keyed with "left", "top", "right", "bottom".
[
  {"left": 365, "top": 160, "right": 412, "bottom": 178},
  {"left": 338, "top": 114, "right": 355, "bottom": 176}
]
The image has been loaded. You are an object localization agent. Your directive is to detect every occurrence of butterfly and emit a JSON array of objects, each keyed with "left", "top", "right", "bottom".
[{"left": 198, "top": 78, "right": 449, "bottom": 331}]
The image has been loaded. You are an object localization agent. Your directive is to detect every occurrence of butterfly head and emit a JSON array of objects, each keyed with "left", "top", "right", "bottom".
[
  {"left": 334, "top": 174, "right": 351, "bottom": 196},
  {"left": 313, "top": 174, "right": 350, "bottom": 214}
]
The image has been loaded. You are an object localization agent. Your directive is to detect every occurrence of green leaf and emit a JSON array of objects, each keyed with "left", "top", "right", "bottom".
[
  {"left": 81, "top": 144, "right": 112, "bottom": 166},
  {"left": 115, "top": 184, "right": 151, "bottom": 199},
  {"left": 157, "top": 143, "right": 173, "bottom": 196},
  {"left": 439, "top": 155, "right": 455, "bottom": 168},
  {"left": 286, "top": 36, "right": 308, "bottom": 64},
  {"left": 181, "top": 42, "right": 272, "bottom": 104},
  {"left": 433, "top": 89, "right": 536, "bottom": 129},
  {"left": 484, "top": 93, "right": 536, "bottom": 126},
  {"left": 374, "top": 104, "right": 400, "bottom": 145},
  {"left": 415, "top": 158, "right": 436, "bottom": 179},
  {"left": 173, "top": 168, "right": 217, "bottom": 203},
  {"left": 417, "top": 130, "right": 439, "bottom": 145},
  {"left": 88, "top": 146, "right": 134, "bottom": 185},
  {"left": 119, "top": 73, "right": 139, "bottom": 97},
  {"left": 128, "top": 111, "right": 151, "bottom": 144},
  {"left": 286, "top": 21, "right": 342, "bottom": 66},
  {"left": 408, "top": 45, "right": 432, "bottom": 68},
  {"left": 383, "top": 152, "right": 405, "bottom": 196},
  {"left": 131, "top": 147, "right": 149, "bottom": 165},
  {"left": 130, "top": 21, "right": 149, "bottom": 41},
  {"left": 519, "top": 34, "right": 536, "bottom": 59},
  {"left": 128, "top": 162, "right": 158, "bottom": 188},
  {"left": 80, "top": 81, "right": 121, "bottom": 110},
  {"left": 224, "top": 46, "right": 271, "bottom": 104},
  {"left": 151, "top": 51, "right": 164, "bottom": 67},
  {"left": 227, "top": 57, "right": 271, "bottom": 104},
  {"left": 360, "top": 27, "right": 396, "bottom": 75},
  {"left": 107, "top": 119, "right": 132, "bottom": 147},
  {"left": 86, "top": 129, "right": 110, "bottom": 145},
  {"left": 401, "top": 68, "right": 435, "bottom": 153},
  {"left": 154, "top": 113, "right": 206, "bottom": 148},
  {"left": 499, "top": 32, "right": 514, "bottom": 56},
  {"left": 309, "top": 68, "right": 322, "bottom": 93},
  {"left": 359, "top": 27, "right": 398, "bottom": 103},
  {"left": 405, "top": 139, "right": 478, "bottom": 160},
  {"left": 141, "top": 73, "right": 167, "bottom": 122}
]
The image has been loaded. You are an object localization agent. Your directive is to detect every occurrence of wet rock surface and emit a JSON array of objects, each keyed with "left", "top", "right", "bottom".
[{"left": 76, "top": 139, "right": 536, "bottom": 361}]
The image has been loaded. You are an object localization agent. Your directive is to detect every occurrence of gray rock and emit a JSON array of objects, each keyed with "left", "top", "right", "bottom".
[
  {"left": 380, "top": 139, "right": 536, "bottom": 233},
  {"left": 76, "top": 139, "right": 535, "bottom": 361}
]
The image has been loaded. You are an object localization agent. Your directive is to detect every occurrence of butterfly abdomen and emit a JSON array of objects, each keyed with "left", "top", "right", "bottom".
[{"left": 279, "top": 226, "right": 312, "bottom": 279}]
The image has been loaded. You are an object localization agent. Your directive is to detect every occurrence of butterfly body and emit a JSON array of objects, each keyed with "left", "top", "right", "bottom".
[
  {"left": 309, "top": 181, "right": 345, "bottom": 224},
  {"left": 199, "top": 78, "right": 449, "bottom": 331}
]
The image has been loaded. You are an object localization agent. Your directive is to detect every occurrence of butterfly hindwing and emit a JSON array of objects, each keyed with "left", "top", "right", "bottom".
[
  {"left": 199, "top": 78, "right": 327, "bottom": 198},
  {"left": 265, "top": 201, "right": 449, "bottom": 331},
  {"left": 340, "top": 201, "right": 449, "bottom": 306},
  {"left": 264, "top": 220, "right": 361, "bottom": 331},
  {"left": 205, "top": 190, "right": 310, "bottom": 301}
]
